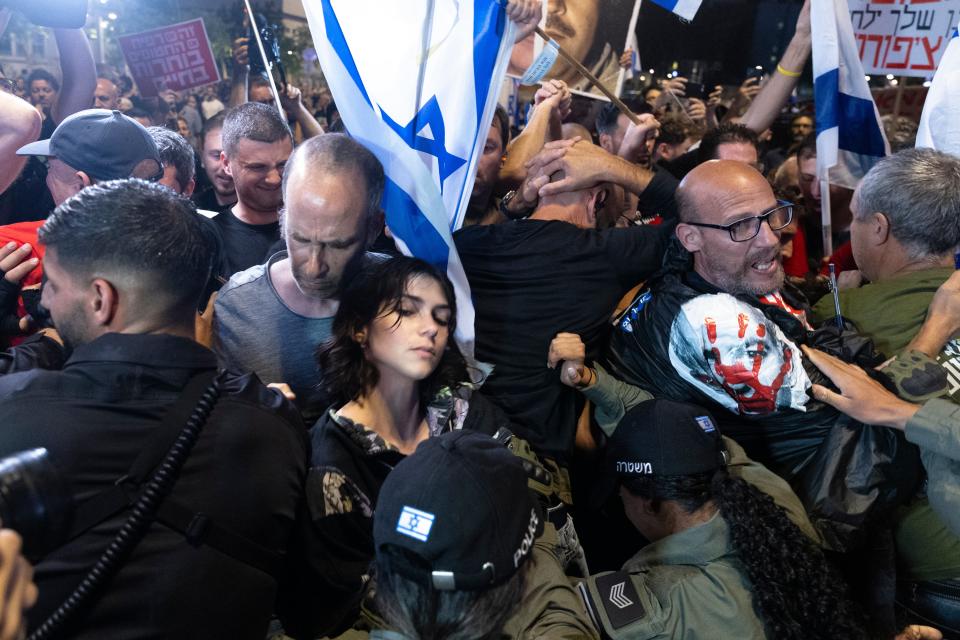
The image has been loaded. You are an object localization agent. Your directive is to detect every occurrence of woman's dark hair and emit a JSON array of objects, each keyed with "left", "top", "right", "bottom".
[
  {"left": 623, "top": 471, "right": 868, "bottom": 640},
  {"left": 372, "top": 546, "right": 526, "bottom": 640},
  {"left": 317, "top": 257, "right": 469, "bottom": 407}
]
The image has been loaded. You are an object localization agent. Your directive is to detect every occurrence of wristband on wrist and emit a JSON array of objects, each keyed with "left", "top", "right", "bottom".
[
  {"left": 776, "top": 64, "right": 802, "bottom": 78},
  {"left": 499, "top": 189, "right": 536, "bottom": 219},
  {"left": 577, "top": 367, "right": 597, "bottom": 389}
]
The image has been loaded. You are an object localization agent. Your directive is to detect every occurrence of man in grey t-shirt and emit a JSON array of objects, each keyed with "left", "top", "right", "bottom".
[{"left": 214, "top": 134, "right": 386, "bottom": 421}]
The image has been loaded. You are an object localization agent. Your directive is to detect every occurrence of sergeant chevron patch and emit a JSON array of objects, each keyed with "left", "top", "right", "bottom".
[{"left": 595, "top": 572, "right": 646, "bottom": 629}]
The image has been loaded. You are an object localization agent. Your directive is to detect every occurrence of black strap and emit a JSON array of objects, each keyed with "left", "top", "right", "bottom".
[
  {"left": 67, "top": 371, "right": 217, "bottom": 541},
  {"left": 155, "top": 500, "right": 283, "bottom": 578},
  {"left": 66, "top": 370, "right": 283, "bottom": 578},
  {"left": 128, "top": 371, "right": 219, "bottom": 484}
]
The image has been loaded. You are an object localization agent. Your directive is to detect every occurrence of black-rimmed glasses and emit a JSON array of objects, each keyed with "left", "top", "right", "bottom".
[{"left": 686, "top": 200, "right": 794, "bottom": 242}]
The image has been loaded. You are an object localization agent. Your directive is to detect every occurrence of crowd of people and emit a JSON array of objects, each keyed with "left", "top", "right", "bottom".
[{"left": 0, "top": 0, "right": 958, "bottom": 638}]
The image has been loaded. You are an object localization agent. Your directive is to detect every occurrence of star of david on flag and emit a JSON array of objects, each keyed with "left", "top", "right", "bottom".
[{"left": 303, "top": 0, "right": 518, "bottom": 356}]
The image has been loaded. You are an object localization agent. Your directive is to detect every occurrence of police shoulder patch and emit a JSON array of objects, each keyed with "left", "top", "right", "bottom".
[{"left": 594, "top": 571, "right": 646, "bottom": 630}]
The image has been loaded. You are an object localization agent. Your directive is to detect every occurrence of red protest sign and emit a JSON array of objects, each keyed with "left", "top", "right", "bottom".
[{"left": 118, "top": 18, "right": 221, "bottom": 97}]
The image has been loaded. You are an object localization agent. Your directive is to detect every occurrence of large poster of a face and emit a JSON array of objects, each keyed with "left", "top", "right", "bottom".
[
  {"left": 507, "top": 0, "right": 642, "bottom": 100},
  {"left": 668, "top": 293, "right": 812, "bottom": 416}
]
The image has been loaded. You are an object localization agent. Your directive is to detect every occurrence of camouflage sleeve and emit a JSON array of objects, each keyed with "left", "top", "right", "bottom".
[
  {"left": 881, "top": 350, "right": 951, "bottom": 403},
  {"left": 905, "top": 399, "right": 960, "bottom": 537}
]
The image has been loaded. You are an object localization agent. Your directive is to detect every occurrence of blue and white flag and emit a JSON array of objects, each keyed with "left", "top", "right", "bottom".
[
  {"left": 916, "top": 21, "right": 960, "bottom": 156},
  {"left": 812, "top": 0, "right": 889, "bottom": 189},
  {"left": 303, "top": 0, "right": 517, "bottom": 355},
  {"left": 650, "top": 0, "right": 703, "bottom": 22}
]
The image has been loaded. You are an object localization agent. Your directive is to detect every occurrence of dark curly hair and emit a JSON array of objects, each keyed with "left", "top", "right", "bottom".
[
  {"left": 623, "top": 470, "right": 868, "bottom": 640},
  {"left": 317, "top": 256, "right": 469, "bottom": 407},
  {"left": 373, "top": 545, "right": 527, "bottom": 640}
]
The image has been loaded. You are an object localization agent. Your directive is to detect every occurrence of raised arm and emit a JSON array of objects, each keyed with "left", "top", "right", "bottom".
[
  {"left": 51, "top": 28, "right": 96, "bottom": 124},
  {"left": 0, "top": 92, "right": 42, "bottom": 195},
  {"left": 279, "top": 84, "right": 324, "bottom": 141},
  {"left": 739, "top": 0, "right": 811, "bottom": 134},
  {"left": 228, "top": 36, "right": 250, "bottom": 108},
  {"left": 499, "top": 80, "right": 571, "bottom": 189}
]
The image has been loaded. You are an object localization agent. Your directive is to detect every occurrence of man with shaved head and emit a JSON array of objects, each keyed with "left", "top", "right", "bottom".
[
  {"left": 673, "top": 160, "right": 787, "bottom": 296},
  {"left": 455, "top": 140, "right": 670, "bottom": 463},
  {"left": 93, "top": 76, "right": 121, "bottom": 110},
  {"left": 213, "top": 133, "right": 385, "bottom": 420},
  {"left": 602, "top": 160, "right": 930, "bottom": 594}
]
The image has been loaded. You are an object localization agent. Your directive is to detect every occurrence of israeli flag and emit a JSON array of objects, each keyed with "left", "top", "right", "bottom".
[
  {"left": 650, "top": 0, "right": 703, "bottom": 22},
  {"left": 916, "top": 22, "right": 960, "bottom": 156},
  {"left": 811, "top": 0, "right": 889, "bottom": 190},
  {"left": 303, "top": 0, "right": 517, "bottom": 355},
  {"left": 396, "top": 506, "right": 436, "bottom": 542}
]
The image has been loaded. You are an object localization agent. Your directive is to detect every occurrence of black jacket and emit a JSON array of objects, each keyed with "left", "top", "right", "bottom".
[
  {"left": 604, "top": 240, "right": 922, "bottom": 550},
  {"left": 0, "top": 333, "right": 309, "bottom": 639}
]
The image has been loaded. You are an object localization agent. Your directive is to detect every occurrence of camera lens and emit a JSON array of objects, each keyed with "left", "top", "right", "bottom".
[{"left": 0, "top": 448, "right": 73, "bottom": 561}]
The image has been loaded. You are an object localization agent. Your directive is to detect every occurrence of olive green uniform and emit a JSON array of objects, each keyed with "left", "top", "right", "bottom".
[
  {"left": 907, "top": 398, "right": 960, "bottom": 540},
  {"left": 811, "top": 266, "right": 960, "bottom": 581},
  {"left": 574, "top": 368, "right": 826, "bottom": 639},
  {"left": 884, "top": 349, "right": 960, "bottom": 540},
  {"left": 583, "top": 365, "right": 822, "bottom": 544},
  {"left": 338, "top": 522, "right": 599, "bottom": 640},
  {"left": 810, "top": 267, "right": 956, "bottom": 357},
  {"left": 578, "top": 513, "right": 766, "bottom": 639}
]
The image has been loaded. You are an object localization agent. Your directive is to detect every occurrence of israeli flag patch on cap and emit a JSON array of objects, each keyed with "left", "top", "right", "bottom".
[
  {"left": 396, "top": 506, "right": 435, "bottom": 542},
  {"left": 695, "top": 416, "right": 716, "bottom": 433}
]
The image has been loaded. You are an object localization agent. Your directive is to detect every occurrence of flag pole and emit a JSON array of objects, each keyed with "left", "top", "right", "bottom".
[
  {"left": 243, "top": 0, "right": 285, "bottom": 116},
  {"left": 533, "top": 26, "right": 640, "bottom": 124},
  {"left": 820, "top": 178, "right": 833, "bottom": 257},
  {"left": 892, "top": 75, "right": 906, "bottom": 117}
]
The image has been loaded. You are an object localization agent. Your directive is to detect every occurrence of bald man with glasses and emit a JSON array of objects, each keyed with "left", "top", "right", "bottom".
[{"left": 595, "top": 162, "right": 933, "bottom": 612}]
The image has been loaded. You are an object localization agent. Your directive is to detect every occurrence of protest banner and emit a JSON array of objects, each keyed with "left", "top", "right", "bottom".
[
  {"left": 118, "top": 18, "right": 221, "bottom": 97},
  {"left": 849, "top": 0, "right": 960, "bottom": 77}
]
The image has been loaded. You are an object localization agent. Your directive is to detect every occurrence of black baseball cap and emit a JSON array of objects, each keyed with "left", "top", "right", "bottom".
[
  {"left": 373, "top": 430, "right": 543, "bottom": 591},
  {"left": 594, "top": 400, "right": 727, "bottom": 504},
  {"left": 17, "top": 109, "right": 162, "bottom": 182}
]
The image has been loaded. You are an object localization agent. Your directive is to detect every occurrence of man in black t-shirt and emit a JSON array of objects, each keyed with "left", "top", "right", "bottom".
[
  {"left": 454, "top": 142, "right": 671, "bottom": 461},
  {"left": 212, "top": 103, "right": 293, "bottom": 278}
]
